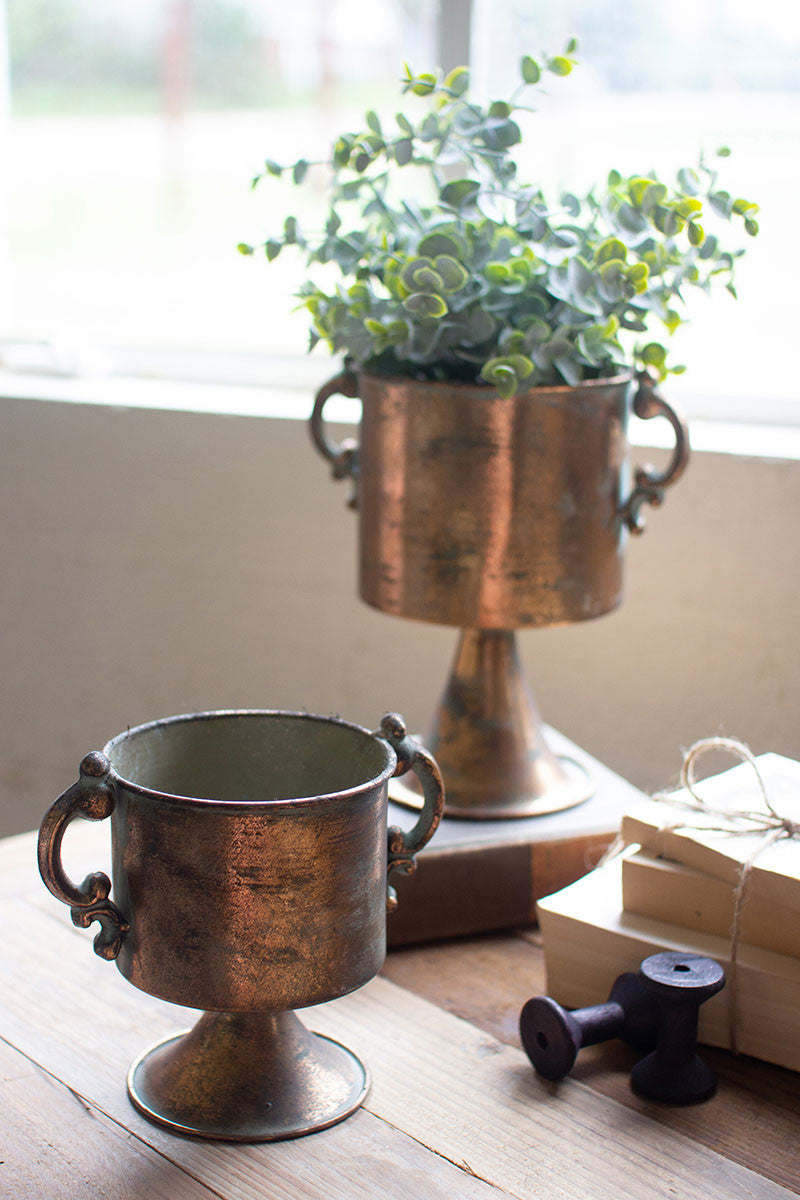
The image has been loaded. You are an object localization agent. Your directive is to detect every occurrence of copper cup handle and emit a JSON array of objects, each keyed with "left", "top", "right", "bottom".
[
  {"left": 619, "top": 372, "right": 690, "bottom": 534},
  {"left": 37, "top": 751, "right": 128, "bottom": 960},
  {"left": 379, "top": 713, "right": 445, "bottom": 913},
  {"left": 309, "top": 370, "right": 360, "bottom": 508}
]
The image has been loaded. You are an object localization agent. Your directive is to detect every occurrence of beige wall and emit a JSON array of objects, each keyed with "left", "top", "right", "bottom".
[{"left": 3, "top": 394, "right": 798, "bottom": 837}]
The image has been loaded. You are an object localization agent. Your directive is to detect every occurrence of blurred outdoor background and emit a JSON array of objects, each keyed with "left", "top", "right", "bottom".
[{"left": 2, "top": 0, "right": 798, "bottom": 416}]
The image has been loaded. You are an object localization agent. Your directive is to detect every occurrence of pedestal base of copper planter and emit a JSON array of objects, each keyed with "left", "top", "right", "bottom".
[
  {"left": 127, "top": 1009, "right": 369, "bottom": 1141},
  {"left": 390, "top": 629, "right": 593, "bottom": 820}
]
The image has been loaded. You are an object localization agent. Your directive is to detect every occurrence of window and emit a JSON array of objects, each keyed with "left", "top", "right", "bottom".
[{"left": 2, "top": 0, "right": 797, "bottom": 421}]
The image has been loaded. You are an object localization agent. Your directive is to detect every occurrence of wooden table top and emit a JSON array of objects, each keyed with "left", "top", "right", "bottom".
[{"left": 3, "top": 823, "right": 799, "bottom": 1198}]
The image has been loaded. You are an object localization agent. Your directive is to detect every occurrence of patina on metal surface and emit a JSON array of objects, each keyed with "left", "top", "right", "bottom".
[
  {"left": 311, "top": 369, "right": 689, "bottom": 819},
  {"left": 311, "top": 369, "right": 688, "bottom": 629},
  {"left": 390, "top": 629, "right": 592, "bottom": 818},
  {"left": 37, "top": 709, "right": 443, "bottom": 1141}
]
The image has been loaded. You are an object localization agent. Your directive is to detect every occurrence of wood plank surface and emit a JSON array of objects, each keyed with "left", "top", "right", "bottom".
[
  {"left": 0, "top": 896, "right": 506, "bottom": 1200},
  {"left": 5, "top": 827, "right": 799, "bottom": 1199},
  {"left": 2, "top": 890, "right": 794, "bottom": 1200},
  {"left": 0, "top": 1038, "right": 219, "bottom": 1199},
  {"left": 383, "top": 929, "right": 800, "bottom": 1194}
]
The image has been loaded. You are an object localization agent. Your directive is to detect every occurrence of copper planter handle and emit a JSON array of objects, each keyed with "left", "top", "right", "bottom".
[
  {"left": 310, "top": 370, "right": 360, "bottom": 508},
  {"left": 379, "top": 713, "right": 445, "bottom": 912},
  {"left": 37, "top": 751, "right": 128, "bottom": 960},
  {"left": 619, "top": 372, "right": 690, "bottom": 534}
]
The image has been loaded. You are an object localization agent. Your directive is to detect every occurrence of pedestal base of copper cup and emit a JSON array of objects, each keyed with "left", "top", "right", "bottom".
[
  {"left": 127, "top": 1009, "right": 369, "bottom": 1142},
  {"left": 390, "top": 629, "right": 593, "bottom": 820}
]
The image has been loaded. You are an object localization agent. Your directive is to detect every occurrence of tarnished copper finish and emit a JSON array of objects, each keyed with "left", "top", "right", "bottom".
[
  {"left": 311, "top": 369, "right": 688, "bottom": 629},
  {"left": 390, "top": 629, "right": 591, "bottom": 819},
  {"left": 128, "top": 1012, "right": 368, "bottom": 1141},
  {"left": 38, "top": 709, "right": 443, "bottom": 1140},
  {"left": 311, "top": 369, "right": 689, "bottom": 819}
]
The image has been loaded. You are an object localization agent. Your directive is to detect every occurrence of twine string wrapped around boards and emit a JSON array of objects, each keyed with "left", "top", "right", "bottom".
[
  {"left": 662, "top": 737, "right": 800, "bottom": 1054},
  {"left": 603, "top": 737, "right": 800, "bottom": 1055}
]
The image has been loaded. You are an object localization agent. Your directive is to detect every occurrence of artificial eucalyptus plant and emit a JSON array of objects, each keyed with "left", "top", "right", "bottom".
[{"left": 240, "top": 42, "right": 758, "bottom": 398}]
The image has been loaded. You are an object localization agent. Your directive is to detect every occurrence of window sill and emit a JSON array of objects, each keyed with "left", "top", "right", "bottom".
[{"left": 2, "top": 369, "right": 799, "bottom": 462}]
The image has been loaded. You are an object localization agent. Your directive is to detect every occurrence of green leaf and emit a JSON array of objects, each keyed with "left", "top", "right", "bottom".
[
  {"left": 386, "top": 319, "right": 412, "bottom": 345},
  {"left": 396, "top": 112, "right": 414, "bottom": 134},
  {"left": 364, "top": 318, "right": 386, "bottom": 335},
  {"left": 404, "top": 292, "right": 448, "bottom": 318},
  {"left": 482, "top": 363, "right": 515, "bottom": 396},
  {"left": 698, "top": 233, "right": 718, "bottom": 260},
  {"left": 418, "top": 232, "right": 465, "bottom": 258},
  {"left": 480, "top": 118, "right": 521, "bottom": 150},
  {"left": 464, "top": 308, "right": 497, "bottom": 343},
  {"left": 744, "top": 218, "right": 759, "bottom": 237},
  {"left": 548, "top": 56, "right": 573, "bottom": 76},
  {"left": 283, "top": 216, "right": 298, "bottom": 244},
  {"left": 507, "top": 354, "right": 534, "bottom": 378},
  {"left": 677, "top": 167, "right": 701, "bottom": 195},
  {"left": 687, "top": 221, "right": 704, "bottom": 247},
  {"left": 413, "top": 265, "right": 444, "bottom": 290},
  {"left": 732, "top": 197, "right": 759, "bottom": 216},
  {"left": 554, "top": 356, "right": 582, "bottom": 386},
  {"left": 709, "top": 190, "right": 733, "bottom": 218},
  {"left": 443, "top": 66, "right": 469, "bottom": 96},
  {"left": 499, "top": 330, "right": 527, "bottom": 355},
  {"left": 237, "top": 242, "right": 254, "bottom": 256},
  {"left": 565, "top": 36, "right": 579, "bottom": 54},
  {"left": 640, "top": 342, "right": 667, "bottom": 367},
  {"left": 440, "top": 179, "right": 481, "bottom": 211},
  {"left": 626, "top": 262, "right": 650, "bottom": 293},
  {"left": 434, "top": 255, "right": 469, "bottom": 292},
  {"left": 486, "top": 262, "right": 511, "bottom": 284},
  {"left": 628, "top": 177, "right": 653, "bottom": 208},
  {"left": 521, "top": 55, "right": 541, "bottom": 84},
  {"left": 613, "top": 202, "right": 648, "bottom": 234},
  {"left": 480, "top": 355, "right": 533, "bottom": 398},
  {"left": 332, "top": 136, "right": 353, "bottom": 168},
  {"left": 410, "top": 72, "right": 437, "bottom": 96},
  {"left": 420, "top": 113, "right": 440, "bottom": 140},
  {"left": 400, "top": 258, "right": 442, "bottom": 292},
  {"left": 366, "top": 110, "right": 381, "bottom": 135},
  {"left": 652, "top": 205, "right": 682, "bottom": 236},
  {"left": 264, "top": 159, "right": 283, "bottom": 177},
  {"left": 717, "top": 145, "right": 732, "bottom": 157},
  {"left": 641, "top": 181, "right": 669, "bottom": 213},
  {"left": 674, "top": 197, "right": 702, "bottom": 218},
  {"left": 395, "top": 137, "right": 413, "bottom": 166},
  {"left": 596, "top": 237, "right": 627, "bottom": 265},
  {"left": 265, "top": 240, "right": 281, "bottom": 261},
  {"left": 292, "top": 159, "right": 309, "bottom": 185}
]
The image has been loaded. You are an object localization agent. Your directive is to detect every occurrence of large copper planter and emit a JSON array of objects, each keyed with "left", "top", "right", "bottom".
[
  {"left": 311, "top": 369, "right": 689, "bottom": 818},
  {"left": 38, "top": 709, "right": 443, "bottom": 1140}
]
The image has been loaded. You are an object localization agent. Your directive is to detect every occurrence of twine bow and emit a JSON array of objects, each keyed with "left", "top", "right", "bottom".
[
  {"left": 652, "top": 737, "right": 799, "bottom": 1054},
  {"left": 664, "top": 737, "right": 800, "bottom": 842}
]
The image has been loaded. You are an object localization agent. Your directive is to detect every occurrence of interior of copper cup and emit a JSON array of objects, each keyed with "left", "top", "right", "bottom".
[{"left": 106, "top": 712, "right": 391, "bottom": 803}]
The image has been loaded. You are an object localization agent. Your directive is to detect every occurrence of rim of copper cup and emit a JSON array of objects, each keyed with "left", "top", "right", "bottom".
[{"left": 102, "top": 709, "right": 398, "bottom": 810}]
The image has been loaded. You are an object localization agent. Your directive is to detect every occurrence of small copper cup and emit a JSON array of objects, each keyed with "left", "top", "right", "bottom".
[{"left": 38, "top": 709, "right": 443, "bottom": 1141}]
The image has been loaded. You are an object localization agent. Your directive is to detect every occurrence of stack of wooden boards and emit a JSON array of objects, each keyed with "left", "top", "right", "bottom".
[{"left": 537, "top": 752, "right": 800, "bottom": 1071}]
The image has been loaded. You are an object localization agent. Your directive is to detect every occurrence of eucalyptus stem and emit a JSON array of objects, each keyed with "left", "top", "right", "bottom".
[{"left": 246, "top": 39, "right": 758, "bottom": 397}]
